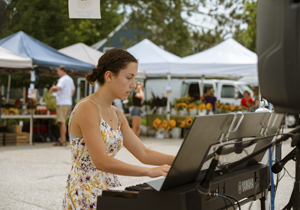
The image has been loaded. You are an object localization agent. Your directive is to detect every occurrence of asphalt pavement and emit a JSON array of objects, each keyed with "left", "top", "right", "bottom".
[{"left": 0, "top": 132, "right": 296, "bottom": 210}]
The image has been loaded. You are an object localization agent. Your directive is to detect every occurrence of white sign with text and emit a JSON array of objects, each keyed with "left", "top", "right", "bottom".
[{"left": 69, "top": 0, "right": 101, "bottom": 19}]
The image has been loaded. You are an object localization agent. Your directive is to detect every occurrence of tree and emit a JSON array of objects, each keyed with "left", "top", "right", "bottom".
[
  {"left": 0, "top": 0, "right": 256, "bottom": 57},
  {"left": 233, "top": 0, "right": 257, "bottom": 52},
  {"left": 117, "top": 0, "right": 196, "bottom": 57},
  {"left": 0, "top": 0, "right": 123, "bottom": 49},
  {"left": 186, "top": 0, "right": 257, "bottom": 53}
]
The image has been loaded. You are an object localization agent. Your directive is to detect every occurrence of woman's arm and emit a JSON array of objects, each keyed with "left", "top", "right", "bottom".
[
  {"left": 134, "top": 85, "right": 144, "bottom": 99},
  {"left": 74, "top": 102, "right": 171, "bottom": 177},
  {"left": 119, "top": 111, "right": 175, "bottom": 166}
]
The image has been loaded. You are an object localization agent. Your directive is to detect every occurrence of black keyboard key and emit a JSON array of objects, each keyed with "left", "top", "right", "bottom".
[{"left": 125, "top": 183, "right": 153, "bottom": 191}]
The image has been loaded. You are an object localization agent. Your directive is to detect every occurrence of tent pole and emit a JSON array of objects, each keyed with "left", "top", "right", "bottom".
[
  {"left": 201, "top": 75, "right": 205, "bottom": 97},
  {"left": 166, "top": 73, "right": 171, "bottom": 121},
  {"left": 23, "top": 87, "right": 26, "bottom": 107},
  {"left": 6, "top": 74, "right": 11, "bottom": 104}
]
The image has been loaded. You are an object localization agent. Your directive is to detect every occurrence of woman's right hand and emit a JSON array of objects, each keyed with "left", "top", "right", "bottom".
[{"left": 147, "top": 164, "right": 171, "bottom": 178}]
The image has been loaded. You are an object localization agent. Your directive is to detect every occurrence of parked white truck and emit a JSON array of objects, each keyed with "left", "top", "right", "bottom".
[{"left": 144, "top": 78, "right": 253, "bottom": 106}]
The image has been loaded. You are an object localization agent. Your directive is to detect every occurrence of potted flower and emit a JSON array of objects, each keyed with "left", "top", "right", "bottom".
[
  {"left": 177, "top": 117, "right": 194, "bottom": 137},
  {"left": 174, "top": 103, "right": 188, "bottom": 115},
  {"left": 152, "top": 118, "right": 177, "bottom": 139},
  {"left": 206, "top": 103, "right": 213, "bottom": 115},
  {"left": 150, "top": 93, "right": 167, "bottom": 114},
  {"left": 197, "top": 103, "right": 206, "bottom": 116},
  {"left": 187, "top": 102, "right": 197, "bottom": 116},
  {"left": 169, "top": 119, "right": 181, "bottom": 139},
  {"left": 152, "top": 118, "right": 164, "bottom": 139}
]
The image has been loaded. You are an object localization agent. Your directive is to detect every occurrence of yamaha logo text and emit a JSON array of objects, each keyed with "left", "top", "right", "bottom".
[{"left": 238, "top": 178, "right": 254, "bottom": 194}]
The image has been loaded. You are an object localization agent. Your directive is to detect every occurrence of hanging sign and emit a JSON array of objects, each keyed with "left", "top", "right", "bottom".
[{"left": 68, "top": 0, "right": 101, "bottom": 19}]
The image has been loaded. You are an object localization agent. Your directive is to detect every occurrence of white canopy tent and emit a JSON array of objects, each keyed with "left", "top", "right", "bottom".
[
  {"left": 238, "top": 75, "right": 259, "bottom": 87},
  {"left": 59, "top": 42, "right": 146, "bottom": 79},
  {"left": 170, "top": 38, "right": 258, "bottom": 77},
  {"left": 0, "top": 46, "right": 32, "bottom": 68},
  {"left": 59, "top": 43, "right": 103, "bottom": 66},
  {"left": 127, "top": 39, "right": 181, "bottom": 76},
  {"left": 0, "top": 46, "right": 33, "bottom": 103}
]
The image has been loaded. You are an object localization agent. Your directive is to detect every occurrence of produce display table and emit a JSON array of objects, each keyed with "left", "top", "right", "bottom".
[{"left": 1, "top": 114, "right": 57, "bottom": 145}]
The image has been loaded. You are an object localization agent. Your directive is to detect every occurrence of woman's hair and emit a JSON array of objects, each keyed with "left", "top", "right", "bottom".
[
  {"left": 136, "top": 81, "right": 142, "bottom": 88},
  {"left": 244, "top": 90, "right": 251, "bottom": 96},
  {"left": 86, "top": 48, "right": 138, "bottom": 85},
  {"left": 252, "top": 87, "right": 259, "bottom": 95}
]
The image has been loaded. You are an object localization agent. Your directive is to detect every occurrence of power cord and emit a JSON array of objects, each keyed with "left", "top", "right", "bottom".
[{"left": 208, "top": 193, "right": 241, "bottom": 210}]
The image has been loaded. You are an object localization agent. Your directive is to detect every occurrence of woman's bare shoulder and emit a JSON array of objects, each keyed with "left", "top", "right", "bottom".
[{"left": 73, "top": 99, "right": 100, "bottom": 119}]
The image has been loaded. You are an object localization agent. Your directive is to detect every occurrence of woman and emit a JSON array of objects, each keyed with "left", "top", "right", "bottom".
[
  {"left": 241, "top": 90, "right": 253, "bottom": 110},
  {"left": 131, "top": 81, "right": 144, "bottom": 136},
  {"left": 204, "top": 88, "right": 217, "bottom": 113},
  {"left": 62, "top": 49, "right": 174, "bottom": 210},
  {"left": 250, "top": 87, "right": 259, "bottom": 112}
]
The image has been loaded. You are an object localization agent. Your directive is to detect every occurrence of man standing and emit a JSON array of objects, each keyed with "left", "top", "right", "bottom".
[{"left": 49, "top": 66, "right": 75, "bottom": 146}]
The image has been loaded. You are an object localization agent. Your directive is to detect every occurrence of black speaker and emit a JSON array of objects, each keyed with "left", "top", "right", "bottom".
[{"left": 257, "top": 0, "right": 300, "bottom": 113}]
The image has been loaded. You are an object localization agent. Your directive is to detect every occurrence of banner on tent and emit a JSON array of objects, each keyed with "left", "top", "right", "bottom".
[{"left": 68, "top": 0, "right": 101, "bottom": 19}]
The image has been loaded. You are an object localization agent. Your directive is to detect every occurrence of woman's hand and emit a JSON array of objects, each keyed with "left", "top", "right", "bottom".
[{"left": 146, "top": 164, "right": 171, "bottom": 178}]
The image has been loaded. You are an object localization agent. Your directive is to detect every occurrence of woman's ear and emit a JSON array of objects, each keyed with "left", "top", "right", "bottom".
[{"left": 105, "top": 71, "right": 113, "bottom": 83}]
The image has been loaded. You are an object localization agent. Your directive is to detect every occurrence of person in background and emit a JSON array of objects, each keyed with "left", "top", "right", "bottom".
[
  {"left": 204, "top": 88, "right": 217, "bottom": 113},
  {"left": 251, "top": 87, "right": 259, "bottom": 112},
  {"left": 113, "top": 98, "right": 124, "bottom": 113},
  {"left": 241, "top": 90, "right": 253, "bottom": 110},
  {"left": 49, "top": 65, "right": 75, "bottom": 146},
  {"left": 131, "top": 81, "right": 144, "bottom": 136},
  {"left": 62, "top": 49, "right": 174, "bottom": 209}
]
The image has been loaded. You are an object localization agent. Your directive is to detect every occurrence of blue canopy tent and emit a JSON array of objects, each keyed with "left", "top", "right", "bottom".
[{"left": 0, "top": 31, "right": 94, "bottom": 77}]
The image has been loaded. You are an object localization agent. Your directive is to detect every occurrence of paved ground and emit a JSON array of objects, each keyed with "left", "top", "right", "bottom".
[{"left": 0, "top": 131, "right": 296, "bottom": 210}]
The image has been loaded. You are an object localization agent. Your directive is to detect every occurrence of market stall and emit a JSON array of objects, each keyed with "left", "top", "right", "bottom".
[{"left": 0, "top": 31, "right": 95, "bottom": 146}]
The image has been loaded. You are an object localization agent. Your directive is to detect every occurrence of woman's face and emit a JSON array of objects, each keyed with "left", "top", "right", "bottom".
[
  {"left": 244, "top": 92, "right": 250, "bottom": 98},
  {"left": 136, "top": 83, "right": 143, "bottom": 91},
  {"left": 111, "top": 62, "right": 138, "bottom": 100}
]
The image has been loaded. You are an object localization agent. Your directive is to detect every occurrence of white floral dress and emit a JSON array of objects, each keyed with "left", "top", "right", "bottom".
[{"left": 62, "top": 99, "right": 123, "bottom": 210}]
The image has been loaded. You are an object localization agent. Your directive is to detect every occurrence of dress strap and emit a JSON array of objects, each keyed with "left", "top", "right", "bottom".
[
  {"left": 84, "top": 99, "right": 102, "bottom": 118},
  {"left": 113, "top": 106, "right": 120, "bottom": 127}
]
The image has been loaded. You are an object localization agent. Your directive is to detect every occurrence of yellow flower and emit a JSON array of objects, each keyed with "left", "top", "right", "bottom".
[
  {"left": 229, "top": 105, "right": 236, "bottom": 111},
  {"left": 185, "top": 117, "right": 193, "bottom": 127},
  {"left": 169, "top": 119, "right": 176, "bottom": 128},
  {"left": 162, "top": 120, "right": 168, "bottom": 129},
  {"left": 180, "top": 121, "right": 186, "bottom": 128},
  {"left": 153, "top": 118, "right": 162, "bottom": 130},
  {"left": 206, "top": 103, "right": 212, "bottom": 110},
  {"left": 174, "top": 102, "right": 187, "bottom": 111},
  {"left": 198, "top": 104, "right": 206, "bottom": 111},
  {"left": 188, "top": 103, "right": 196, "bottom": 110}
]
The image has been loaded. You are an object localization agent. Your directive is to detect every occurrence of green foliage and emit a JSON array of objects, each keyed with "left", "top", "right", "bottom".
[
  {"left": 0, "top": 0, "right": 123, "bottom": 49},
  {"left": 0, "top": 72, "right": 30, "bottom": 87},
  {"left": 0, "top": 0, "right": 257, "bottom": 60},
  {"left": 127, "top": 0, "right": 195, "bottom": 57},
  {"left": 43, "top": 89, "right": 56, "bottom": 110},
  {"left": 233, "top": 0, "right": 257, "bottom": 52},
  {"left": 141, "top": 118, "right": 147, "bottom": 126}
]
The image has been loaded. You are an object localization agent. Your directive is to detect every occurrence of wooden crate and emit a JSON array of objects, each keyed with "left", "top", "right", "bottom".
[
  {"left": 14, "top": 125, "right": 23, "bottom": 133},
  {"left": 4, "top": 133, "right": 16, "bottom": 146},
  {"left": 0, "top": 133, "right": 4, "bottom": 146},
  {"left": 16, "top": 132, "right": 29, "bottom": 145}
]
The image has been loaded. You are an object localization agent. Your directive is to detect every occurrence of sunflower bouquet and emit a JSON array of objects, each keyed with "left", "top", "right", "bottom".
[
  {"left": 177, "top": 117, "right": 194, "bottom": 129},
  {"left": 216, "top": 102, "right": 245, "bottom": 113},
  {"left": 197, "top": 103, "right": 206, "bottom": 111},
  {"left": 174, "top": 102, "right": 187, "bottom": 111},
  {"left": 152, "top": 118, "right": 177, "bottom": 131},
  {"left": 187, "top": 102, "right": 197, "bottom": 111}
]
